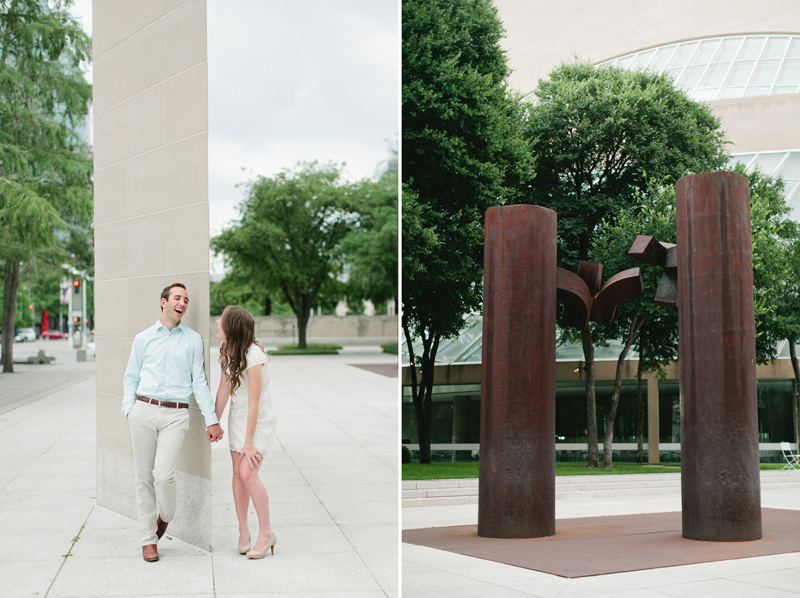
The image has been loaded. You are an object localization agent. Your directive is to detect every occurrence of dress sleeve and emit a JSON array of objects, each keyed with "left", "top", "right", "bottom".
[{"left": 246, "top": 344, "right": 268, "bottom": 369}]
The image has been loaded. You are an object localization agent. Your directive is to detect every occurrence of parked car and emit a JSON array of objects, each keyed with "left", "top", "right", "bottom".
[
  {"left": 41, "top": 330, "right": 68, "bottom": 340},
  {"left": 14, "top": 328, "right": 36, "bottom": 342}
]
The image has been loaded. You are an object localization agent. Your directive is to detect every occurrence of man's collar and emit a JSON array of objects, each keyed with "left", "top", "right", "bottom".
[{"left": 155, "top": 319, "right": 185, "bottom": 332}]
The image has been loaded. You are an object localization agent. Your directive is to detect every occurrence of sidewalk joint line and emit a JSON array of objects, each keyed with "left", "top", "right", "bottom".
[{"left": 45, "top": 505, "right": 95, "bottom": 598}]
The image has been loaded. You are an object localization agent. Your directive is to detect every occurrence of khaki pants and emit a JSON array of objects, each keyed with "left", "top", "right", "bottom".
[{"left": 128, "top": 400, "right": 190, "bottom": 545}]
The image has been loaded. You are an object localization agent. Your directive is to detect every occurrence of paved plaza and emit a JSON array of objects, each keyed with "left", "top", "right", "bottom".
[
  {"left": 403, "top": 476, "right": 800, "bottom": 597},
  {"left": 0, "top": 340, "right": 398, "bottom": 598}
]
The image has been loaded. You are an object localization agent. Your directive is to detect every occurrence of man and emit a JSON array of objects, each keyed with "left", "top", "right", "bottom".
[{"left": 122, "top": 283, "right": 223, "bottom": 562}]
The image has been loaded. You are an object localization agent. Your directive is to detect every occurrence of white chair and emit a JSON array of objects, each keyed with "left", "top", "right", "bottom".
[{"left": 780, "top": 442, "right": 800, "bottom": 470}]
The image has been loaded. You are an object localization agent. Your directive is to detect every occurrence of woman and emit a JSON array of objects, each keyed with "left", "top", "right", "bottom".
[{"left": 215, "top": 306, "right": 278, "bottom": 558}]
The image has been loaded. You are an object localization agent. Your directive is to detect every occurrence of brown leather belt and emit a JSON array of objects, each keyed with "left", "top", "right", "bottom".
[{"left": 137, "top": 396, "right": 188, "bottom": 409}]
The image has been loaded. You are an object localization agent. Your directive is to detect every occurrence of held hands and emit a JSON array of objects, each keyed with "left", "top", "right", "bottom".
[
  {"left": 206, "top": 424, "right": 224, "bottom": 443},
  {"left": 240, "top": 442, "right": 263, "bottom": 469}
]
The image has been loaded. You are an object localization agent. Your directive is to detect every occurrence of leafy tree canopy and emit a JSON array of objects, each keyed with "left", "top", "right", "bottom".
[
  {"left": 211, "top": 162, "right": 360, "bottom": 349},
  {"left": 403, "top": 0, "right": 533, "bottom": 216},
  {"left": 524, "top": 60, "right": 728, "bottom": 264},
  {"left": 341, "top": 159, "right": 398, "bottom": 307}
]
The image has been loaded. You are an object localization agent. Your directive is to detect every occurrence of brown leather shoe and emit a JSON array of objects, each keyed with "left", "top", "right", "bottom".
[
  {"left": 156, "top": 516, "right": 169, "bottom": 540},
  {"left": 143, "top": 544, "right": 159, "bottom": 562}
]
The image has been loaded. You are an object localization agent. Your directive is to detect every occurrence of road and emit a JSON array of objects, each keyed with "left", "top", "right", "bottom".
[{"left": 0, "top": 338, "right": 95, "bottom": 414}]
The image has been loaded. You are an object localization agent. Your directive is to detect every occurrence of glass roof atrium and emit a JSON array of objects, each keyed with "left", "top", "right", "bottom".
[
  {"left": 730, "top": 151, "right": 800, "bottom": 216},
  {"left": 401, "top": 315, "right": 639, "bottom": 365},
  {"left": 602, "top": 35, "right": 800, "bottom": 102},
  {"left": 401, "top": 315, "right": 800, "bottom": 367}
]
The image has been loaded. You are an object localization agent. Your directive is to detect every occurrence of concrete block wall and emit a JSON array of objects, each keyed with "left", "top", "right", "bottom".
[
  {"left": 93, "top": 0, "right": 212, "bottom": 550},
  {"left": 209, "top": 315, "right": 399, "bottom": 347}
]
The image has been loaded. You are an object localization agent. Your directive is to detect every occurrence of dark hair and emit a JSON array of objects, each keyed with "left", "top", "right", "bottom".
[
  {"left": 219, "top": 306, "right": 267, "bottom": 396},
  {"left": 160, "top": 283, "right": 187, "bottom": 312}
]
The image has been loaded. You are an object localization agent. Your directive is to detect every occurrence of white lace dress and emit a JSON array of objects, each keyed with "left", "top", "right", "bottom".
[{"left": 226, "top": 344, "right": 277, "bottom": 454}]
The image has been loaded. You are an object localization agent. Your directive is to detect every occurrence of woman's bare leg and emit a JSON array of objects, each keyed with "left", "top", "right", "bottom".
[
  {"left": 238, "top": 455, "right": 272, "bottom": 551},
  {"left": 230, "top": 450, "right": 251, "bottom": 548}
]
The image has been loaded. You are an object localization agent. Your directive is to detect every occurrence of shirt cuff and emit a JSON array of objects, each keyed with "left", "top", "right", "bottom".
[{"left": 203, "top": 412, "right": 219, "bottom": 427}]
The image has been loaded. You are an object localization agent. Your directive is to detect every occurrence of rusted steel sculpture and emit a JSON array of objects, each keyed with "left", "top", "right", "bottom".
[
  {"left": 480, "top": 205, "right": 557, "bottom": 538},
  {"left": 557, "top": 262, "right": 643, "bottom": 329},
  {"left": 628, "top": 235, "right": 678, "bottom": 309},
  {"left": 479, "top": 205, "right": 642, "bottom": 538},
  {"left": 629, "top": 171, "right": 762, "bottom": 542}
]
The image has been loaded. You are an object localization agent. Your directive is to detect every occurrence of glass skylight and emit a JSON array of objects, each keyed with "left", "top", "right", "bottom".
[
  {"left": 603, "top": 35, "right": 800, "bottom": 102},
  {"left": 731, "top": 150, "right": 800, "bottom": 218}
]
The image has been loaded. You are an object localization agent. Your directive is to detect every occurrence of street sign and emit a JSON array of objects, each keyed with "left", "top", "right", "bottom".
[{"left": 60, "top": 278, "right": 69, "bottom": 305}]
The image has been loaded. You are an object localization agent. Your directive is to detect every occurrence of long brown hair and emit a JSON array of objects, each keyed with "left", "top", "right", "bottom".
[{"left": 219, "top": 306, "right": 267, "bottom": 396}]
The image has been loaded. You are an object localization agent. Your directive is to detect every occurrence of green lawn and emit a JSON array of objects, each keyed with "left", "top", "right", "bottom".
[
  {"left": 268, "top": 343, "right": 342, "bottom": 355},
  {"left": 402, "top": 461, "right": 788, "bottom": 480},
  {"left": 381, "top": 342, "right": 398, "bottom": 355}
]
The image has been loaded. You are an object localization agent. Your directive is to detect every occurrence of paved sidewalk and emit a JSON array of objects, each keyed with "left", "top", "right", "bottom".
[
  {"left": 0, "top": 346, "right": 398, "bottom": 598},
  {"left": 403, "top": 479, "right": 800, "bottom": 597}
]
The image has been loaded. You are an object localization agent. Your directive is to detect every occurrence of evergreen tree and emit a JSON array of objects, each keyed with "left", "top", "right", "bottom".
[{"left": 0, "top": 0, "right": 93, "bottom": 372}]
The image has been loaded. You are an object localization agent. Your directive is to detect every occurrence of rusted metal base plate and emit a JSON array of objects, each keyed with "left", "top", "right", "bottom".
[
  {"left": 347, "top": 363, "right": 398, "bottom": 377},
  {"left": 402, "top": 509, "right": 800, "bottom": 578}
]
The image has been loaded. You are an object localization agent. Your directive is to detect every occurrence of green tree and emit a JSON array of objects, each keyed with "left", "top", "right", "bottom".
[
  {"left": 524, "top": 60, "right": 727, "bottom": 467},
  {"left": 211, "top": 162, "right": 358, "bottom": 349},
  {"left": 740, "top": 166, "right": 800, "bottom": 452},
  {"left": 0, "top": 0, "right": 93, "bottom": 372},
  {"left": 590, "top": 184, "right": 679, "bottom": 467},
  {"left": 402, "top": 0, "right": 534, "bottom": 463},
  {"left": 209, "top": 269, "right": 269, "bottom": 317},
  {"left": 773, "top": 242, "right": 800, "bottom": 453},
  {"left": 342, "top": 159, "right": 398, "bottom": 309}
]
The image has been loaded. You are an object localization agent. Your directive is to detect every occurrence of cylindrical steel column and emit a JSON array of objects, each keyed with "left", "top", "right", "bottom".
[
  {"left": 478, "top": 204, "right": 556, "bottom": 538},
  {"left": 676, "top": 172, "right": 762, "bottom": 541}
]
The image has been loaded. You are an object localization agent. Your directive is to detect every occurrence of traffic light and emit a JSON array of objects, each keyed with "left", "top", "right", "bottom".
[
  {"left": 28, "top": 304, "right": 33, "bottom": 310},
  {"left": 73, "top": 279, "right": 80, "bottom": 293},
  {"left": 73, "top": 316, "right": 80, "bottom": 324}
]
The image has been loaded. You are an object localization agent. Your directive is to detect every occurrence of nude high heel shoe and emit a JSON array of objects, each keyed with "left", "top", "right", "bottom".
[
  {"left": 238, "top": 544, "right": 250, "bottom": 555},
  {"left": 246, "top": 532, "right": 276, "bottom": 559}
]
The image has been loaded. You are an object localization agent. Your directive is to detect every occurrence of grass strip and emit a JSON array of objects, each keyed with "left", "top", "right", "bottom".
[
  {"left": 381, "top": 342, "right": 398, "bottom": 355},
  {"left": 402, "top": 461, "right": 789, "bottom": 480},
  {"left": 268, "top": 342, "right": 342, "bottom": 355}
]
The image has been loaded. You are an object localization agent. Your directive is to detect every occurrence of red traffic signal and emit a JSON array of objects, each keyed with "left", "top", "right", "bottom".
[
  {"left": 28, "top": 304, "right": 33, "bottom": 310},
  {"left": 73, "top": 316, "right": 80, "bottom": 323},
  {"left": 73, "top": 280, "right": 80, "bottom": 287}
]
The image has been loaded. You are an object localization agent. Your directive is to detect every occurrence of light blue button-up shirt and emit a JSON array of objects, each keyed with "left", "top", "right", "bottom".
[{"left": 122, "top": 320, "right": 219, "bottom": 427}]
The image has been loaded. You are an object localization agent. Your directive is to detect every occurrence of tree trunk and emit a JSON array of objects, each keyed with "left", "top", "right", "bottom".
[
  {"left": 295, "top": 296, "right": 313, "bottom": 349},
  {"left": 2, "top": 259, "right": 21, "bottom": 373},
  {"left": 789, "top": 339, "right": 800, "bottom": 454},
  {"left": 636, "top": 346, "right": 645, "bottom": 464},
  {"left": 602, "top": 316, "right": 645, "bottom": 469},
  {"left": 402, "top": 314, "right": 440, "bottom": 464},
  {"left": 296, "top": 313, "right": 309, "bottom": 349},
  {"left": 581, "top": 328, "right": 599, "bottom": 468}
]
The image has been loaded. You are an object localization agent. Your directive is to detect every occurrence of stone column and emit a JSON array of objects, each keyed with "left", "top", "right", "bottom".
[
  {"left": 478, "top": 205, "right": 557, "bottom": 538},
  {"left": 676, "top": 171, "right": 762, "bottom": 542},
  {"left": 93, "top": 0, "right": 212, "bottom": 549},
  {"left": 647, "top": 377, "right": 659, "bottom": 463}
]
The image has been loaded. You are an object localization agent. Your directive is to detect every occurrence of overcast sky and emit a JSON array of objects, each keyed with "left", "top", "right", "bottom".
[{"left": 70, "top": 0, "right": 399, "bottom": 275}]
